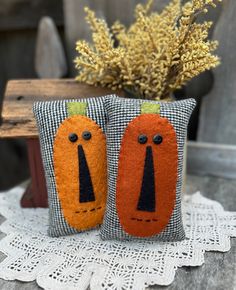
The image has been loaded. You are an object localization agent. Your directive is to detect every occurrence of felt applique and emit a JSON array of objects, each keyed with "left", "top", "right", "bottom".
[
  {"left": 137, "top": 146, "right": 156, "bottom": 212},
  {"left": 78, "top": 144, "right": 95, "bottom": 203},
  {"left": 116, "top": 110, "right": 178, "bottom": 238},
  {"left": 100, "top": 97, "right": 196, "bottom": 241},
  {"left": 53, "top": 104, "right": 107, "bottom": 231},
  {"left": 33, "top": 96, "right": 114, "bottom": 237},
  {"left": 141, "top": 103, "right": 160, "bottom": 114},
  {"left": 67, "top": 102, "right": 87, "bottom": 116}
]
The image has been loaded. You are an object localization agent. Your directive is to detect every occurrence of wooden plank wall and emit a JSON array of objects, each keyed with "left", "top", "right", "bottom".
[
  {"left": 0, "top": 0, "right": 63, "bottom": 31},
  {"left": 198, "top": 0, "right": 236, "bottom": 145}
]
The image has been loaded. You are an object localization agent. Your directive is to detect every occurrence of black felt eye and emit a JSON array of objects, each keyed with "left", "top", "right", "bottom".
[
  {"left": 153, "top": 134, "right": 163, "bottom": 145},
  {"left": 68, "top": 133, "right": 78, "bottom": 143},
  {"left": 138, "top": 134, "right": 148, "bottom": 144},
  {"left": 82, "top": 131, "right": 92, "bottom": 140}
]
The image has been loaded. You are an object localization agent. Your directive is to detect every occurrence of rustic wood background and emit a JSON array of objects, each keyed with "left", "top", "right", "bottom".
[
  {"left": 0, "top": 0, "right": 232, "bottom": 189},
  {"left": 0, "top": 0, "right": 64, "bottom": 189}
]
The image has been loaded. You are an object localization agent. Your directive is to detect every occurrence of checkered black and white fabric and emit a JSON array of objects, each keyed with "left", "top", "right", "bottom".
[
  {"left": 33, "top": 96, "right": 115, "bottom": 237},
  {"left": 101, "top": 97, "right": 196, "bottom": 241}
]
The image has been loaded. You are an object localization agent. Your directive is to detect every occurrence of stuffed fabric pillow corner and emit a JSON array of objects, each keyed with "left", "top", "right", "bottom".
[
  {"left": 101, "top": 97, "right": 196, "bottom": 241},
  {"left": 33, "top": 95, "right": 116, "bottom": 237}
]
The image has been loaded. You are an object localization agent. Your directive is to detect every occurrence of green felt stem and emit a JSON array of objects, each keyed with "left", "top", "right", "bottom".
[
  {"left": 141, "top": 103, "right": 160, "bottom": 114},
  {"left": 67, "top": 102, "right": 87, "bottom": 116}
]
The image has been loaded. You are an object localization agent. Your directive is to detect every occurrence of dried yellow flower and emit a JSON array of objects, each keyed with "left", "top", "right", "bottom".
[{"left": 75, "top": 0, "right": 221, "bottom": 100}]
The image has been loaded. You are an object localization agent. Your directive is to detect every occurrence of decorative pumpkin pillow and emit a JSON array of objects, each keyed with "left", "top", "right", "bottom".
[
  {"left": 101, "top": 97, "right": 196, "bottom": 241},
  {"left": 33, "top": 96, "right": 114, "bottom": 237}
]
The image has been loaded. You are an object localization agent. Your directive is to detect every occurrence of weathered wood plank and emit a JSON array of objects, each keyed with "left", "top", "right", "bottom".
[
  {"left": 0, "top": 79, "right": 123, "bottom": 138},
  {"left": 35, "top": 17, "right": 67, "bottom": 79},
  {"left": 63, "top": 0, "right": 93, "bottom": 74},
  {"left": 198, "top": 0, "right": 236, "bottom": 144},
  {"left": 187, "top": 141, "right": 236, "bottom": 179},
  {"left": 106, "top": 0, "right": 135, "bottom": 26},
  {"left": 0, "top": 0, "right": 63, "bottom": 31}
]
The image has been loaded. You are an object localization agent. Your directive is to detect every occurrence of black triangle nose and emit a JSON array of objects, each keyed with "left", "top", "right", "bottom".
[
  {"left": 137, "top": 146, "right": 156, "bottom": 212},
  {"left": 78, "top": 144, "right": 95, "bottom": 203}
]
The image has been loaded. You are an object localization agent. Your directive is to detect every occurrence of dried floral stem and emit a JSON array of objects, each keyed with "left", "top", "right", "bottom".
[{"left": 75, "top": 0, "right": 221, "bottom": 100}]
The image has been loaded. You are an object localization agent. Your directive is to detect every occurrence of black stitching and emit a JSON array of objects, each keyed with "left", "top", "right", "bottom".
[
  {"left": 75, "top": 207, "right": 103, "bottom": 214},
  {"left": 131, "top": 217, "right": 158, "bottom": 222}
]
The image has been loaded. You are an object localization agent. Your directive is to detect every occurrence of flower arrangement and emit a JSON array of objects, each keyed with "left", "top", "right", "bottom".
[{"left": 74, "top": 0, "right": 221, "bottom": 100}]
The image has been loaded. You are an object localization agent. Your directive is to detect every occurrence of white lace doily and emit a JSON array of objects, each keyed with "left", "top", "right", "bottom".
[{"left": 0, "top": 186, "right": 235, "bottom": 290}]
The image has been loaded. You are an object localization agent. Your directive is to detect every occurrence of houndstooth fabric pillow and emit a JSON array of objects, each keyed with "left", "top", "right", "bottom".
[
  {"left": 101, "top": 97, "right": 196, "bottom": 241},
  {"left": 33, "top": 96, "right": 115, "bottom": 237}
]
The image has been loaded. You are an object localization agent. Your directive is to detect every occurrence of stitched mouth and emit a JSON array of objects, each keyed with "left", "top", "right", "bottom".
[
  {"left": 75, "top": 206, "right": 102, "bottom": 214},
  {"left": 78, "top": 144, "right": 95, "bottom": 203},
  {"left": 130, "top": 217, "right": 158, "bottom": 222},
  {"left": 137, "top": 146, "right": 156, "bottom": 212}
]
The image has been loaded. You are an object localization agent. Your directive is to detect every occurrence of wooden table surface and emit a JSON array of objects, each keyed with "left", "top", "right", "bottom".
[{"left": 0, "top": 174, "right": 235, "bottom": 290}]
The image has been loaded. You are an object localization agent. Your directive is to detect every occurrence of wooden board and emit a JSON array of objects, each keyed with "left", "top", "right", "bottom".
[
  {"left": 197, "top": 0, "right": 236, "bottom": 144},
  {"left": 0, "top": 79, "right": 123, "bottom": 138},
  {"left": 187, "top": 141, "right": 236, "bottom": 179}
]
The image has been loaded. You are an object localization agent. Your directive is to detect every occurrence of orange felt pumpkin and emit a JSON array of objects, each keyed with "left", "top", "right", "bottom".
[
  {"left": 53, "top": 115, "right": 107, "bottom": 231},
  {"left": 116, "top": 114, "right": 178, "bottom": 237}
]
